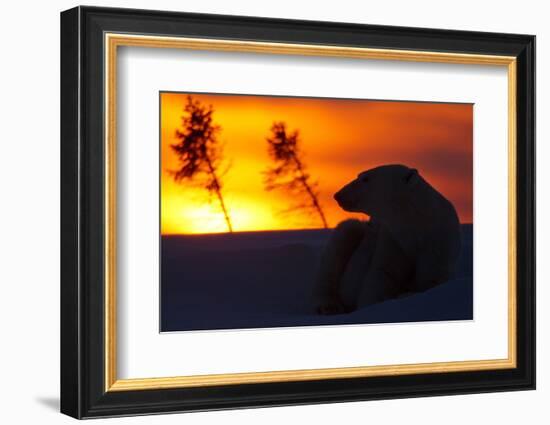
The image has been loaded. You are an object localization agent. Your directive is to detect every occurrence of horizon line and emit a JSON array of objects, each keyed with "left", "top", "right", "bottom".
[{"left": 161, "top": 223, "right": 474, "bottom": 237}]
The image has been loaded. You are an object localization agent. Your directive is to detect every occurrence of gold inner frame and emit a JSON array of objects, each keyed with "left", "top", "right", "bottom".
[{"left": 104, "top": 33, "right": 517, "bottom": 392}]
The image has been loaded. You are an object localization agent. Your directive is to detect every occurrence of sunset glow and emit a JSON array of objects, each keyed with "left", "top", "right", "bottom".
[{"left": 161, "top": 92, "right": 473, "bottom": 234}]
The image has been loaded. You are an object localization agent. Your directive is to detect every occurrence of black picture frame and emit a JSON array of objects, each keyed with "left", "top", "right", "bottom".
[{"left": 61, "top": 5, "right": 535, "bottom": 419}]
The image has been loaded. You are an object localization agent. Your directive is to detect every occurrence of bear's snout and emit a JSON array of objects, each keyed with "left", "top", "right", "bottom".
[
  {"left": 334, "top": 178, "right": 369, "bottom": 213},
  {"left": 334, "top": 184, "right": 356, "bottom": 211}
]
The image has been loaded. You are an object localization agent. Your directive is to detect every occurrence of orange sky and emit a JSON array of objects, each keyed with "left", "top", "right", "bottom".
[{"left": 161, "top": 92, "right": 473, "bottom": 235}]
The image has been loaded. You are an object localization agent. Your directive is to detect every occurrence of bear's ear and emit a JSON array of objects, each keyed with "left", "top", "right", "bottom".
[{"left": 404, "top": 168, "right": 419, "bottom": 186}]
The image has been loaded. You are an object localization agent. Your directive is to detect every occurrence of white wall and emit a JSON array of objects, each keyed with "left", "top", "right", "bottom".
[{"left": 0, "top": 0, "right": 545, "bottom": 423}]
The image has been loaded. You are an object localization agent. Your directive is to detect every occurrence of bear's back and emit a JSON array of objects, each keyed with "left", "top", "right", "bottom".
[{"left": 406, "top": 176, "right": 462, "bottom": 291}]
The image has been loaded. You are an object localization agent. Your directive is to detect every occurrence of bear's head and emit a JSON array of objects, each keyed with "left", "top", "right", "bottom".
[{"left": 334, "top": 164, "right": 420, "bottom": 217}]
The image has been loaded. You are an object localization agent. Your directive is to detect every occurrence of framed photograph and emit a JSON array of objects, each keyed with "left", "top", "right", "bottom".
[{"left": 60, "top": 6, "right": 535, "bottom": 419}]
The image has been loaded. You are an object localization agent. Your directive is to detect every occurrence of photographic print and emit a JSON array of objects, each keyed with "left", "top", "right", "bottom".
[
  {"left": 160, "top": 92, "right": 473, "bottom": 332},
  {"left": 61, "top": 8, "right": 535, "bottom": 417}
]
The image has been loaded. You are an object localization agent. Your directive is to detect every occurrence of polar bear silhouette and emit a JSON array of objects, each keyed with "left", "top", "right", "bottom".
[{"left": 314, "top": 164, "right": 462, "bottom": 315}]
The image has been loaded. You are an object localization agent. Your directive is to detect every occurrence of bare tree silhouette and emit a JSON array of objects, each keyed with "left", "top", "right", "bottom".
[
  {"left": 264, "top": 121, "right": 328, "bottom": 229},
  {"left": 170, "top": 95, "right": 233, "bottom": 232}
]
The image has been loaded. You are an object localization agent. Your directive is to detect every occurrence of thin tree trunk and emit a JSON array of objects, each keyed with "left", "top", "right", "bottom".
[
  {"left": 206, "top": 157, "right": 233, "bottom": 232},
  {"left": 293, "top": 157, "right": 328, "bottom": 229},
  {"left": 214, "top": 185, "right": 233, "bottom": 233}
]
